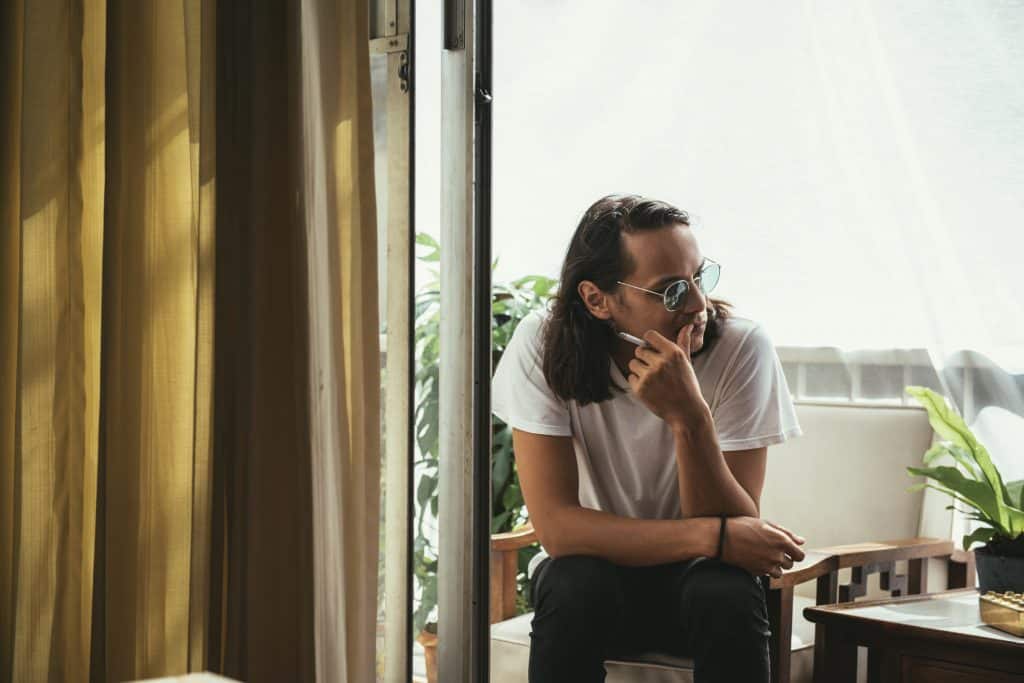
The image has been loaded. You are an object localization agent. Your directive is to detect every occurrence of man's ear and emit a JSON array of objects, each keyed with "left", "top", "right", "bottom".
[{"left": 577, "top": 280, "right": 614, "bottom": 321}]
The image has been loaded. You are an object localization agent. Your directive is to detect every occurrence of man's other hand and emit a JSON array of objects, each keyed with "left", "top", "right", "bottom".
[{"left": 720, "top": 517, "right": 807, "bottom": 579}]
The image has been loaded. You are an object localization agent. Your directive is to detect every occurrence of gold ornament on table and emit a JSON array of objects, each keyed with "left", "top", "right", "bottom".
[{"left": 980, "top": 591, "right": 1024, "bottom": 637}]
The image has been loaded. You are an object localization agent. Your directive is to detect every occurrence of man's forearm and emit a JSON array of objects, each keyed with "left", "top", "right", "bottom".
[
  {"left": 544, "top": 506, "right": 719, "bottom": 567},
  {"left": 673, "top": 408, "right": 759, "bottom": 518}
]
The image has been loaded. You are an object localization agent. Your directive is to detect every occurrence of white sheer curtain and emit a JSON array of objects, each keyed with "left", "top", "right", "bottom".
[
  {"left": 492, "top": 0, "right": 1024, "bottom": 549},
  {"left": 298, "top": 0, "right": 382, "bottom": 680}
]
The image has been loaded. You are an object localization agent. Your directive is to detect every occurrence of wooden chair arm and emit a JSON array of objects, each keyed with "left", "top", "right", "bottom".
[
  {"left": 769, "top": 537, "right": 954, "bottom": 590},
  {"left": 489, "top": 523, "right": 540, "bottom": 624},
  {"left": 491, "top": 523, "right": 538, "bottom": 552},
  {"left": 949, "top": 547, "right": 973, "bottom": 564},
  {"left": 812, "top": 537, "right": 954, "bottom": 569},
  {"left": 768, "top": 551, "right": 839, "bottom": 590}
]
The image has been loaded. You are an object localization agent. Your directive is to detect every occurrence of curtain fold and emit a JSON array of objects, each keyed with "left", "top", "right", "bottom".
[
  {"left": 210, "top": 0, "right": 316, "bottom": 678},
  {"left": 2, "top": 1, "right": 381, "bottom": 681},
  {"left": 296, "top": 0, "right": 381, "bottom": 679},
  {"left": 100, "top": 0, "right": 213, "bottom": 677},
  {"left": 1, "top": 0, "right": 106, "bottom": 679}
]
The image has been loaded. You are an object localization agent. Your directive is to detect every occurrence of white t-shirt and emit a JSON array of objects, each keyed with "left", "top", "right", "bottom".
[{"left": 491, "top": 309, "right": 802, "bottom": 578}]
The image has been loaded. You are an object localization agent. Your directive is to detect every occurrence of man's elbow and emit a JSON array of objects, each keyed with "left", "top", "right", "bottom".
[
  {"left": 533, "top": 509, "right": 573, "bottom": 558},
  {"left": 536, "top": 528, "right": 564, "bottom": 558}
]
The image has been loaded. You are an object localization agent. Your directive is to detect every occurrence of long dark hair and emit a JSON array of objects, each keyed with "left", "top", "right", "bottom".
[{"left": 541, "top": 194, "right": 734, "bottom": 405}]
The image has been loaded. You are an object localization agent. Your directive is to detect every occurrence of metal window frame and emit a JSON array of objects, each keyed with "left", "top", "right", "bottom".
[
  {"left": 440, "top": 0, "right": 493, "bottom": 679},
  {"left": 370, "top": 0, "right": 414, "bottom": 681},
  {"left": 472, "top": 0, "right": 493, "bottom": 680}
]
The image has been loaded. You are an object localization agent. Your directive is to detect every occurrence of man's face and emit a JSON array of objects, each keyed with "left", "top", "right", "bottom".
[{"left": 609, "top": 224, "right": 709, "bottom": 354}]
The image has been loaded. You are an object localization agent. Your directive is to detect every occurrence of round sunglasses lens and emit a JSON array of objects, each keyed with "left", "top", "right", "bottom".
[
  {"left": 699, "top": 263, "right": 721, "bottom": 294},
  {"left": 664, "top": 280, "right": 688, "bottom": 311}
]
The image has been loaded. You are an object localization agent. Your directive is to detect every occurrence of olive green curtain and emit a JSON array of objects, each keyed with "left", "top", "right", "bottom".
[
  {"left": 0, "top": 1, "right": 381, "bottom": 681},
  {"left": 1, "top": 0, "right": 110, "bottom": 680}
]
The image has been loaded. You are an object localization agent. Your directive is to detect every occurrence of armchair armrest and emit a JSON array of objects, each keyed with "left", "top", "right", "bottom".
[
  {"left": 770, "top": 537, "right": 955, "bottom": 592},
  {"left": 491, "top": 523, "right": 537, "bottom": 552},
  {"left": 490, "top": 523, "right": 539, "bottom": 624},
  {"left": 814, "top": 537, "right": 954, "bottom": 569},
  {"left": 768, "top": 551, "right": 838, "bottom": 590}
]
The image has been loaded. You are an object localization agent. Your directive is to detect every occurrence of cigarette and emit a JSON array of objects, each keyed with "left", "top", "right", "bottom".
[{"left": 617, "top": 331, "right": 650, "bottom": 348}]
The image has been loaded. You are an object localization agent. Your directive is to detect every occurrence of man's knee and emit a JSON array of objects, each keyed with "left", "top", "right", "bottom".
[
  {"left": 680, "top": 560, "right": 770, "bottom": 637},
  {"left": 534, "top": 555, "right": 624, "bottom": 624}
]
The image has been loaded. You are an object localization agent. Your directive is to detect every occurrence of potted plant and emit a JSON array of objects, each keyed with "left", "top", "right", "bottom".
[
  {"left": 905, "top": 386, "right": 1024, "bottom": 592},
  {"left": 412, "top": 233, "right": 551, "bottom": 680}
]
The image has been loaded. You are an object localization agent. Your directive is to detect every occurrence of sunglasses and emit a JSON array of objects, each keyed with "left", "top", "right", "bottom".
[{"left": 616, "top": 258, "right": 721, "bottom": 312}]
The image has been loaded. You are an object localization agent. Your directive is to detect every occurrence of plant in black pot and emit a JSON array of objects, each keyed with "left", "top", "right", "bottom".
[{"left": 904, "top": 386, "right": 1024, "bottom": 592}]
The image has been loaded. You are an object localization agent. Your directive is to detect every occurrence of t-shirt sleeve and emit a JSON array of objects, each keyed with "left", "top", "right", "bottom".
[
  {"left": 713, "top": 322, "right": 802, "bottom": 451},
  {"left": 492, "top": 311, "right": 572, "bottom": 437}
]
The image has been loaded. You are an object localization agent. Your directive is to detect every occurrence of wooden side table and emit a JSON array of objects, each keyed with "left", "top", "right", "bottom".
[{"left": 804, "top": 588, "right": 1024, "bottom": 682}]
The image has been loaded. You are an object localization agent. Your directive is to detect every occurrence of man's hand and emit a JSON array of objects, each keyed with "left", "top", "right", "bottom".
[
  {"left": 626, "top": 323, "right": 708, "bottom": 429},
  {"left": 721, "top": 517, "right": 807, "bottom": 579}
]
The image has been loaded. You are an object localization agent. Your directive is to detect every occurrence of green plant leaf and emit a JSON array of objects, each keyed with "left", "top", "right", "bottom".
[
  {"left": 502, "top": 481, "right": 524, "bottom": 510},
  {"left": 907, "top": 481, "right": 999, "bottom": 526},
  {"left": 1003, "top": 500, "right": 1024, "bottom": 537},
  {"left": 962, "top": 526, "right": 995, "bottom": 551},
  {"left": 906, "top": 466, "right": 1006, "bottom": 531},
  {"left": 533, "top": 277, "right": 557, "bottom": 297},
  {"left": 412, "top": 571, "right": 438, "bottom": 633},
  {"left": 905, "top": 386, "right": 1010, "bottom": 531},
  {"left": 415, "top": 232, "right": 440, "bottom": 249},
  {"left": 905, "top": 387, "right": 974, "bottom": 452},
  {"left": 417, "top": 475, "right": 437, "bottom": 507},
  {"left": 948, "top": 506, "right": 996, "bottom": 525},
  {"left": 415, "top": 232, "right": 441, "bottom": 263},
  {"left": 922, "top": 442, "right": 982, "bottom": 480},
  {"left": 1009, "top": 479, "right": 1024, "bottom": 509},
  {"left": 491, "top": 510, "right": 512, "bottom": 533},
  {"left": 492, "top": 448, "right": 512, "bottom": 501}
]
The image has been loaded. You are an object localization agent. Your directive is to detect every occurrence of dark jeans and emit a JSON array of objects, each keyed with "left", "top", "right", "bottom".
[{"left": 528, "top": 555, "right": 771, "bottom": 683}]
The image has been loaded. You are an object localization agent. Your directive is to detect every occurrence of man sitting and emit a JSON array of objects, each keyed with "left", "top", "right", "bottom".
[{"left": 492, "top": 194, "right": 807, "bottom": 682}]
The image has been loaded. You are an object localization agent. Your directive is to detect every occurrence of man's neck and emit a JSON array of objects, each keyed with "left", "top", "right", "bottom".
[{"left": 611, "top": 344, "right": 634, "bottom": 380}]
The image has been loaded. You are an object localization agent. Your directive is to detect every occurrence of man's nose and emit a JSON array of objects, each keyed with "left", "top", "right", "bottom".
[{"left": 682, "top": 282, "right": 707, "bottom": 314}]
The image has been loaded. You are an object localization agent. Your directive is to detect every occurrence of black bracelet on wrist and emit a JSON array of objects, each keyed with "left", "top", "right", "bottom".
[{"left": 715, "top": 515, "right": 728, "bottom": 560}]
